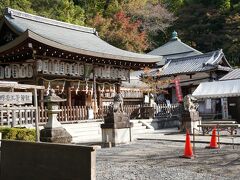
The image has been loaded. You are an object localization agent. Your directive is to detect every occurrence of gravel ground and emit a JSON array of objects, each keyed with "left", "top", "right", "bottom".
[{"left": 96, "top": 140, "right": 240, "bottom": 180}]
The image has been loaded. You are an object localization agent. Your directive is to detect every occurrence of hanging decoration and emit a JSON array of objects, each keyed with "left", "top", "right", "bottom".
[
  {"left": 85, "top": 81, "right": 89, "bottom": 94},
  {"left": 90, "top": 82, "right": 94, "bottom": 95},
  {"left": 60, "top": 81, "right": 65, "bottom": 94},
  {"left": 46, "top": 81, "right": 51, "bottom": 95},
  {"left": 76, "top": 81, "right": 80, "bottom": 95}
]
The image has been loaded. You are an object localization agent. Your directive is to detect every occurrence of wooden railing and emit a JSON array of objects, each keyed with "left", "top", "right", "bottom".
[
  {"left": 0, "top": 104, "right": 180, "bottom": 126},
  {"left": 154, "top": 104, "right": 180, "bottom": 117},
  {"left": 0, "top": 106, "right": 37, "bottom": 126},
  {"left": 38, "top": 105, "right": 142, "bottom": 124}
]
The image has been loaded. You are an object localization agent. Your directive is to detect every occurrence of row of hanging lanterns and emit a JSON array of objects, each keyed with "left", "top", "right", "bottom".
[{"left": 0, "top": 64, "right": 33, "bottom": 79}]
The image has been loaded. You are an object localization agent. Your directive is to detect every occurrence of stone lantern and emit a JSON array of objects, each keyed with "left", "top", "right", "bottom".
[{"left": 40, "top": 89, "right": 72, "bottom": 143}]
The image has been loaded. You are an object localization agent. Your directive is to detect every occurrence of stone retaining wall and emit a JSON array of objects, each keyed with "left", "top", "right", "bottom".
[{"left": 0, "top": 140, "right": 96, "bottom": 180}]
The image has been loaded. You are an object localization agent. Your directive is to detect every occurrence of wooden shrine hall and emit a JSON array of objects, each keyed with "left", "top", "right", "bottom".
[{"left": 0, "top": 8, "right": 162, "bottom": 121}]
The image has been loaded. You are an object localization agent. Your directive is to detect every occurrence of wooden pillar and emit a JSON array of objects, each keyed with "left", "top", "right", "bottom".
[
  {"left": 96, "top": 84, "right": 103, "bottom": 117},
  {"left": 34, "top": 88, "right": 40, "bottom": 142},
  {"left": 40, "top": 90, "right": 44, "bottom": 108},
  {"left": 67, "top": 85, "right": 72, "bottom": 107},
  {"left": 38, "top": 79, "right": 44, "bottom": 108},
  {"left": 93, "top": 75, "right": 98, "bottom": 118}
]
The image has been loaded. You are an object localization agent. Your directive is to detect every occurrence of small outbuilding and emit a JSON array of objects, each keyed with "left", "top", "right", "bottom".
[{"left": 193, "top": 69, "right": 240, "bottom": 122}]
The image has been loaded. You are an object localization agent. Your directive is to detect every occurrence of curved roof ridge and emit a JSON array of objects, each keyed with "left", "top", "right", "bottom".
[
  {"left": 148, "top": 38, "right": 202, "bottom": 57},
  {"left": 4, "top": 7, "right": 96, "bottom": 34},
  {"left": 173, "top": 39, "right": 202, "bottom": 54},
  {"left": 168, "top": 51, "right": 216, "bottom": 62}
]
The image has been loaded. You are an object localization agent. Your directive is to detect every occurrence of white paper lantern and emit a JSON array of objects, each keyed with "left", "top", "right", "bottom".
[
  {"left": 125, "top": 69, "right": 130, "bottom": 81},
  {"left": 59, "top": 61, "right": 65, "bottom": 75},
  {"left": 43, "top": 60, "right": 49, "bottom": 74},
  {"left": 48, "top": 60, "right": 55, "bottom": 74},
  {"left": 54, "top": 60, "right": 60, "bottom": 74},
  {"left": 36, "top": 60, "right": 42, "bottom": 72},
  {"left": 74, "top": 63, "right": 79, "bottom": 76},
  {"left": 105, "top": 66, "right": 111, "bottom": 79},
  {"left": 65, "top": 63, "right": 70, "bottom": 75},
  {"left": 5, "top": 66, "right": 11, "bottom": 78},
  {"left": 0, "top": 66, "right": 4, "bottom": 79},
  {"left": 79, "top": 64, "right": 84, "bottom": 76},
  {"left": 19, "top": 65, "right": 25, "bottom": 78},
  {"left": 70, "top": 63, "right": 75, "bottom": 76},
  {"left": 94, "top": 67, "right": 101, "bottom": 78},
  {"left": 11, "top": 64, "right": 20, "bottom": 78},
  {"left": 27, "top": 65, "right": 33, "bottom": 78}
]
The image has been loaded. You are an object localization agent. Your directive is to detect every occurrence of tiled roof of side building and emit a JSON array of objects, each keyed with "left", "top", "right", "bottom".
[
  {"left": 148, "top": 31, "right": 202, "bottom": 59},
  {"left": 149, "top": 49, "right": 232, "bottom": 77},
  {"left": 1, "top": 8, "right": 163, "bottom": 63},
  {"left": 220, "top": 69, "right": 240, "bottom": 80}
]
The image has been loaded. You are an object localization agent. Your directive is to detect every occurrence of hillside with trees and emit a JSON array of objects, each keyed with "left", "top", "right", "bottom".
[{"left": 0, "top": 0, "right": 239, "bottom": 65}]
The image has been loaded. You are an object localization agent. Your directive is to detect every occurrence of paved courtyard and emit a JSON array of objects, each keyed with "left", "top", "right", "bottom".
[{"left": 96, "top": 140, "right": 240, "bottom": 180}]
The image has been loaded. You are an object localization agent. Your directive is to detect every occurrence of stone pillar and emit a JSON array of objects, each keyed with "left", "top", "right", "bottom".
[{"left": 40, "top": 89, "right": 72, "bottom": 143}]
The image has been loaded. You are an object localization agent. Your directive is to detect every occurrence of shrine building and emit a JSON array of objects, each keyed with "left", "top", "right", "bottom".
[{"left": 0, "top": 8, "right": 163, "bottom": 121}]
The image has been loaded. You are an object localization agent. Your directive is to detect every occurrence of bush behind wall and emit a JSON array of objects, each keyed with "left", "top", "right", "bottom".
[{"left": 0, "top": 127, "right": 36, "bottom": 142}]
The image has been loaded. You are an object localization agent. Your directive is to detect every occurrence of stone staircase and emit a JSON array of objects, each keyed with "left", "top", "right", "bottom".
[
  {"left": 130, "top": 119, "right": 154, "bottom": 140},
  {"left": 62, "top": 119, "right": 155, "bottom": 143},
  {"left": 62, "top": 121, "right": 103, "bottom": 143}
]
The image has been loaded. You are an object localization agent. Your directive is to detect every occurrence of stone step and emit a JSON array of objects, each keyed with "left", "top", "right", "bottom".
[
  {"left": 68, "top": 131, "right": 100, "bottom": 136},
  {"left": 131, "top": 125, "right": 147, "bottom": 130},
  {"left": 131, "top": 128, "right": 153, "bottom": 135},
  {"left": 62, "top": 119, "right": 155, "bottom": 143},
  {"left": 72, "top": 136, "right": 102, "bottom": 143},
  {"left": 63, "top": 122, "right": 102, "bottom": 128},
  {"left": 65, "top": 126, "right": 101, "bottom": 133}
]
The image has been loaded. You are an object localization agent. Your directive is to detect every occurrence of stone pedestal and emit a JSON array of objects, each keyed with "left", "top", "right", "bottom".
[
  {"left": 40, "top": 89, "right": 72, "bottom": 143},
  {"left": 181, "top": 110, "right": 201, "bottom": 134},
  {"left": 40, "top": 127, "right": 72, "bottom": 143},
  {"left": 101, "top": 112, "right": 132, "bottom": 147},
  {"left": 102, "top": 128, "right": 131, "bottom": 147}
]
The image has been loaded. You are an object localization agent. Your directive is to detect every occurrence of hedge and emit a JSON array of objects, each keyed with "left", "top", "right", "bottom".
[{"left": 0, "top": 127, "right": 36, "bottom": 142}]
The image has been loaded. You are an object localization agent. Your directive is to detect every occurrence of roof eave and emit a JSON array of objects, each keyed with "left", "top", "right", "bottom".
[
  {"left": 27, "top": 30, "right": 161, "bottom": 63},
  {"left": 0, "top": 30, "right": 29, "bottom": 53}
]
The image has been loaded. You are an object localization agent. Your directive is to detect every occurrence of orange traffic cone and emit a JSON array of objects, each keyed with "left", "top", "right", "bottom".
[
  {"left": 181, "top": 130, "right": 194, "bottom": 159},
  {"left": 206, "top": 127, "right": 219, "bottom": 149}
]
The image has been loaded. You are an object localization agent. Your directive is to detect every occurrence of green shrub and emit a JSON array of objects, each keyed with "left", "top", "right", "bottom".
[{"left": 0, "top": 127, "right": 36, "bottom": 142}]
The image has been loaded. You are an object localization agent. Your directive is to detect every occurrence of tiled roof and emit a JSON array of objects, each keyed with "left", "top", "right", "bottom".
[
  {"left": 148, "top": 38, "right": 202, "bottom": 59},
  {"left": 2, "top": 8, "right": 162, "bottom": 63},
  {"left": 220, "top": 69, "right": 240, "bottom": 80},
  {"left": 150, "top": 49, "right": 231, "bottom": 77}
]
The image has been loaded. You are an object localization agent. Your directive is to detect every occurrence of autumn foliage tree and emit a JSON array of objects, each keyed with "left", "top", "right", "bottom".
[{"left": 90, "top": 11, "right": 149, "bottom": 53}]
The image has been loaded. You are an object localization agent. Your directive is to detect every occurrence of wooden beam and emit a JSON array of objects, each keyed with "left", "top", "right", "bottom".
[{"left": 0, "top": 81, "right": 44, "bottom": 89}]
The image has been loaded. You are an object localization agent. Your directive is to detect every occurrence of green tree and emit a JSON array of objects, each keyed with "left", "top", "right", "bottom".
[
  {"left": 0, "top": 0, "right": 33, "bottom": 14},
  {"left": 31, "top": 0, "right": 85, "bottom": 25},
  {"left": 0, "top": 0, "right": 85, "bottom": 26},
  {"left": 173, "top": 0, "right": 240, "bottom": 66}
]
